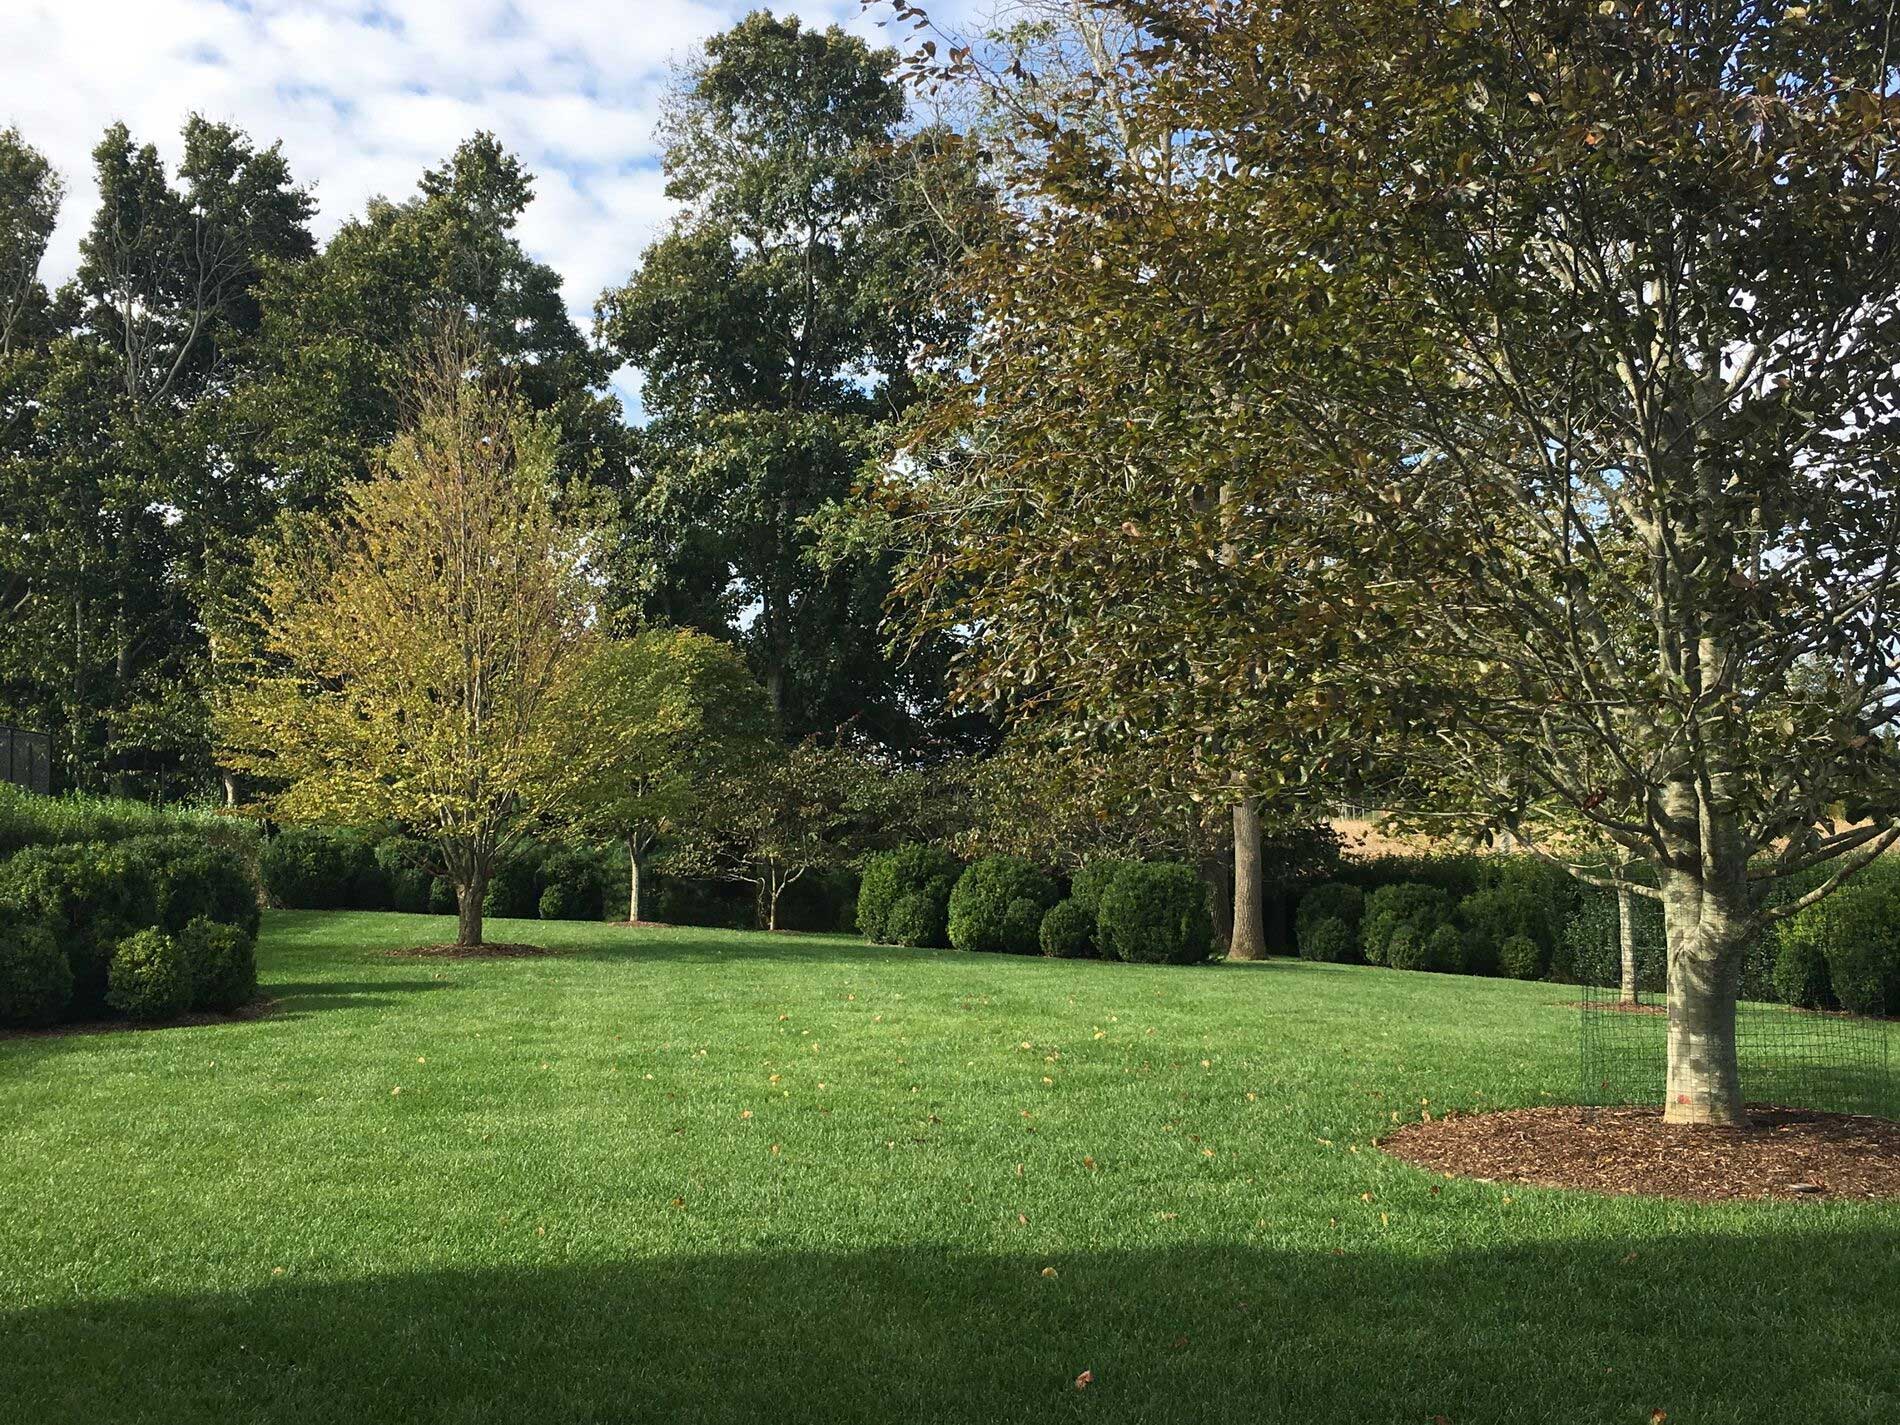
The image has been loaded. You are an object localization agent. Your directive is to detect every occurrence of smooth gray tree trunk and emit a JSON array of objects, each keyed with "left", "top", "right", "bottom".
[
  {"left": 1229, "top": 798, "right": 1266, "bottom": 960},
  {"left": 627, "top": 840, "right": 643, "bottom": 923},
  {"left": 456, "top": 873, "right": 486, "bottom": 948},
  {"left": 1616, "top": 881, "right": 1638, "bottom": 1004}
]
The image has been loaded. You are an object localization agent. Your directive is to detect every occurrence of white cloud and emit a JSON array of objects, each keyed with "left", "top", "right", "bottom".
[{"left": 0, "top": 0, "right": 987, "bottom": 393}]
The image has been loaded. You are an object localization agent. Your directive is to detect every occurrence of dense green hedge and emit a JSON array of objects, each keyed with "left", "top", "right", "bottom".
[
  {"left": 949, "top": 856, "right": 1058, "bottom": 954},
  {"left": 0, "top": 785, "right": 260, "bottom": 863},
  {"left": 859, "top": 844, "right": 961, "bottom": 948},
  {"left": 0, "top": 836, "right": 261, "bottom": 1027},
  {"left": 1098, "top": 862, "right": 1213, "bottom": 965}
]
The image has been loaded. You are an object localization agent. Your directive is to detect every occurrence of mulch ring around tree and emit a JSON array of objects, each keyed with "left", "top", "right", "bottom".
[
  {"left": 385, "top": 943, "right": 559, "bottom": 960},
  {"left": 1380, "top": 1105, "right": 1900, "bottom": 1202}
]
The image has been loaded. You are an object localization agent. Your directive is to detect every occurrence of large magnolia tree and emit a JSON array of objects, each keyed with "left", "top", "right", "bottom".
[
  {"left": 219, "top": 330, "right": 604, "bottom": 947},
  {"left": 980, "top": 0, "right": 1900, "bottom": 1125}
]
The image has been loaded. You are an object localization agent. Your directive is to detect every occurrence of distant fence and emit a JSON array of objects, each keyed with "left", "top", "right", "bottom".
[{"left": 0, "top": 725, "right": 51, "bottom": 795}]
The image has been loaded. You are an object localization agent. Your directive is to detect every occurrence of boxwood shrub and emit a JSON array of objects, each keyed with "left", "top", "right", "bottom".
[
  {"left": 1456, "top": 885, "right": 1549, "bottom": 978},
  {"left": 1498, "top": 932, "right": 1546, "bottom": 981},
  {"left": 949, "top": 856, "right": 1057, "bottom": 954},
  {"left": 260, "top": 828, "right": 383, "bottom": 910},
  {"left": 130, "top": 835, "right": 260, "bottom": 939},
  {"left": 0, "top": 842, "right": 158, "bottom": 1015},
  {"left": 179, "top": 917, "right": 258, "bottom": 1012},
  {"left": 1772, "top": 930, "right": 1835, "bottom": 1010},
  {"left": 1296, "top": 882, "right": 1364, "bottom": 963},
  {"left": 1098, "top": 862, "right": 1213, "bottom": 966},
  {"left": 1361, "top": 883, "right": 1456, "bottom": 967},
  {"left": 1039, "top": 898, "right": 1095, "bottom": 958},
  {"left": 858, "top": 844, "right": 961, "bottom": 948},
  {"left": 1070, "top": 858, "right": 1137, "bottom": 916},
  {"left": 0, "top": 908, "right": 71, "bottom": 1027},
  {"left": 106, "top": 928, "right": 191, "bottom": 1022},
  {"left": 538, "top": 849, "right": 606, "bottom": 922}
]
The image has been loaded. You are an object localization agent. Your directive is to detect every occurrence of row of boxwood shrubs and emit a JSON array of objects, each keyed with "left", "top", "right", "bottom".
[
  {"left": 1296, "top": 863, "right": 1570, "bottom": 980},
  {"left": 258, "top": 825, "right": 862, "bottom": 933},
  {"left": 858, "top": 848, "right": 1215, "bottom": 965},
  {"left": 0, "top": 835, "right": 260, "bottom": 1028},
  {"left": 260, "top": 827, "right": 615, "bottom": 922}
]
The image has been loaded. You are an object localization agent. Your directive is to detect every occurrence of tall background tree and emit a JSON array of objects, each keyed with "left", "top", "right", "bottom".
[
  {"left": 1000, "top": 0, "right": 1900, "bottom": 1123},
  {"left": 598, "top": 10, "right": 991, "bottom": 756}
]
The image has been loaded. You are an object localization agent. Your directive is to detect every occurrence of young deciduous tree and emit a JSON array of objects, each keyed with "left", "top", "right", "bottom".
[
  {"left": 218, "top": 328, "right": 603, "bottom": 947},
  {"left": 571, "top": 627, "right": 776, "bottom": 923}
]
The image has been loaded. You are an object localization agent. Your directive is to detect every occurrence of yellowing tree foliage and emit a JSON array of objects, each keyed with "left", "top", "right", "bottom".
[{"left": 218, "top": 329, "right": 604, "bottom": 946}]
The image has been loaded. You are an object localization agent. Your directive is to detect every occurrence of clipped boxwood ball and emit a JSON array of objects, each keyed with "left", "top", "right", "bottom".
[
  {"left": 179, "top": 917, "right": 258, "bottom": 1013},
  {"left": 105, "top": 928, "right": 191, "bottom": 1022},
  {"left": 1039, "top": 899, "right": 1095, "bottom": 959},
  {"left": 948, "top": 856, "right": 1057, "bottom": 954},
  {"left": 886, "top": 888, "right": 948, "bottom": 948},
  {"left": 1299, "top": 916, "right": 1355, "bottom": 964},
  {"left": 1097, "top": 862, "right": 1213, "bottom": 966},
  {"left": 1498, "top": 932, "right": 1545, "bottom": 981}
]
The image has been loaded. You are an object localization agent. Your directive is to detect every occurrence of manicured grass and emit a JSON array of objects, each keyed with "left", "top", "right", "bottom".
[{"left": 3, "top": 912, "right": 1896, "bottom": 1423}]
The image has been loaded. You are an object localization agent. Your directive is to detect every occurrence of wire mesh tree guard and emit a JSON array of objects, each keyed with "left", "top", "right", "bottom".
[{"left": 1572, "top": 898, "right": 1898, "bottom": 1122}]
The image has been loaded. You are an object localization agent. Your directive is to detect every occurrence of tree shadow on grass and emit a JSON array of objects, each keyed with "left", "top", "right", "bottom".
[{"left": 6, "top": 1228, "right": 1897, "bottom": 1424}]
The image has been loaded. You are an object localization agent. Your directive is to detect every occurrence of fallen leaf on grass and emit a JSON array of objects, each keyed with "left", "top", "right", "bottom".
[
  {"left": 1074, "top": 1370, "right": 1093, "bottom": 1390},
  {"left": 1042, "top": 1266, "right": 1058, "bottom": 1277}
]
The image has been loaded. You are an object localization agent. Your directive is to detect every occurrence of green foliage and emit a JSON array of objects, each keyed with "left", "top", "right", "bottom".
[
  {"left": 129, "top": 835, "right": 260, "bottom": 939},
  {"left": 1295, "top": 882, "right": 1363, "bottom": 960},
  {"left": 483, "top": 850, "right": 543, "bottom": 919},
  {"left": 858, "top": 844, "right": 961, "bottom": 947},
  {"left": 948, "top": 856, "right": 1057, "bottom": 954},
  {"left": 178, "top": 918, "right": 257, "bottom": 1012},
  {"left": 1361, "top": 883, "right": 1455, "bottom": 968},
  {"left": 886, "top": 889, "right": 949, "bottom": 949},
  {"left": 1773, "top": 933, "right": 1836, "bottom": 1012},
  {"left": 1038, "top": 898, "right": 1095, "bottom": 959},
  {"left": 1097, "top": 862, "right": 1213, "bottom": 966},
  {"left": 1070, "top": 858, "right": 1137, "bottom": 916},
  {"left": 260, "top": 829, "right": 382, "bottom": 911},
  {"left": 1783, "top": 887, "right": 1900, "bottom": 1018},
  {"left": 0, "top": 786, "right": 260, "bottom": 861},
  {"left": 597, "top": 13, "right": 985, "bottom": 753},
  {"left": 1497, "top": 933, "right": 1545, "bottom": 982},
  {"left": 0, "top": 909, "right": 70, "bottom": 1027},
  {"left": 0, "top": 842, "right": 158, "bottom": 1014},
  {"left": 1299, "top": 916, "right": 1357, "bottom": 964},
  {"left": 1457, "top": 886, "right": 1550, "bottom": 979},
  {"left": 105, "top": 928, "right": 190, "bottom": 1022},
  {"left": 375, "top": 838, "right": 435, "bottom": 914}
]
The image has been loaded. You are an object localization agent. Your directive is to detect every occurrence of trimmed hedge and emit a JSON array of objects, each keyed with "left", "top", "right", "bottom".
[
  {"left": 1296, "top": 881, "right": 1363, "bottom": 963},
  {"left": 260, "top": 828, "right": 383, "bottom": 911},
  {"left": 179, "top": 918, "right": 258, "bottom": 1012},
  {"left": 106, "top": 928, "right": 191, "bottom": 1022},
  {"left": 1098, "top": 862, "right": 1213, "bottom": 966},
  {"left": 0, "top": 909, "right": 71, "bottom": 1027},
  {"left": 1361, "top": 883, "right": 1455, "bottom": 967},
  {"left": 0, "top": 842, "right": 158, "bottom": 1015},
  {"left": 1070, "top": 858, "right": 1136, "bottom": 916},
  {"left": 1498, "top": 932, "right": 1545, "bottom": 981},
  {"left": 1457, "top": 885, "right": 1550, "bottom": 978},
  {"left": 949, "top": 856, "right": 1057, "bottom": 954},
  {"left": 1039, "top": 898, "right": 1095, "bottom": 958},
  {"left": 859, "top": 845, "right": 961, "bottom": 948}
]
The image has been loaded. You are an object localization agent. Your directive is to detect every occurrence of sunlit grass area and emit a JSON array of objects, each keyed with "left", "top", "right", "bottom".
[{"left": 3, "top": 911, "right": 1896, "bottom": 1423}]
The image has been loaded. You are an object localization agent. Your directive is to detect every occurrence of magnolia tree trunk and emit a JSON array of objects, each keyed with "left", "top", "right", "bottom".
[
  {"left": 456, "top": 872, "right": 487, "bottom": 948},
  {"left": 627, "top": 840, "right": 643, "bottom": 923},
  {"left": 1229, "top": 798, "right": 1266, "bottom": 960},
  {"left": 1616, "top": 882, "right": 1639, "bottom": 1005},
  {"left": 1658, "top": 864, "right": 1749, "bottom": 1127}
]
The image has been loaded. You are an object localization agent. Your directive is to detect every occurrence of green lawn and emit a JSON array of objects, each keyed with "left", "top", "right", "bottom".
[{"left": 2, "top": 912, "right": 1895, "bottom": 1424}]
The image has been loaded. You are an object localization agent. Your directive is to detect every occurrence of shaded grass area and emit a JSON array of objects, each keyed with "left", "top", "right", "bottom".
[{"left": 3, "top": 911, "right": 1897, "bottom": 1423}]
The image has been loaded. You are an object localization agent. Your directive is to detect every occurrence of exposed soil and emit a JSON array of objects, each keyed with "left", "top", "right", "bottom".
[
  {"left": 0, "top": 997, "right": 277, "bottom": 1040},
  {"left": 1381, "top": 1105, "right": 1900, "bottom": 1201},
  {"left": 384, "top": 942, "right": 558, "bottom": 959},
  {"left": 607, "top": 919, "right": 673, "bottom": 929},
  {"left": 1562, "top": 998, "right": 1667, "bottom": 1016}
]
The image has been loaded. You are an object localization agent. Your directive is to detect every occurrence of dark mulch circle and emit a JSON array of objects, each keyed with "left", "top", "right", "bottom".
[
  {"left": 1380, "top": 1105, "right": 1900, "bottom": 1201},
  {"left": 384, "top": 942, "right": 558, "bottom": 960},
  {"left": 0, "top": 998, "right": 277, "bottom": 1040},
  {"left": 1562, "top": 998, "right": 1666, "bottom": 1016}
]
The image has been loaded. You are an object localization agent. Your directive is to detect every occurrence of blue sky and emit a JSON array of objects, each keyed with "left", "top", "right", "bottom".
[{"left": 3, "top": 0, "right": 984, "bottom": 409}]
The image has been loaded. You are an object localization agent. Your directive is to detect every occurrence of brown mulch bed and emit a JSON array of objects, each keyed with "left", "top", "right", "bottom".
[
  {"left": 384, "top": 942, "right": 558, "bottom": 959},
  {"left": 0, "top": 997, "right": 278, "bottom": 1040},
  {"left": 1562, "top": 998, "right": 1667, "bottom": 1016},
  {"left": 1381, "top": 1105, "right": 1900, "bottom": 1201}
]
